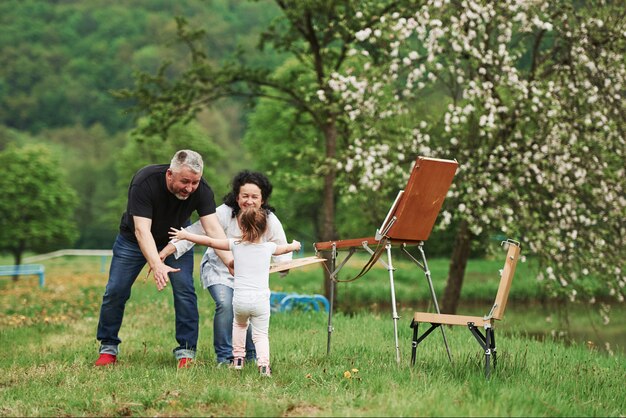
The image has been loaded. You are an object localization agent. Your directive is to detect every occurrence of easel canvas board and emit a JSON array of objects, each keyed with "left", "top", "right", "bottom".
[
  {"left": 269, "top": 256, "right": 326, "bottom": 273},
  {"left": 385, "top": 157, "right": 458, "bottom": 241}
]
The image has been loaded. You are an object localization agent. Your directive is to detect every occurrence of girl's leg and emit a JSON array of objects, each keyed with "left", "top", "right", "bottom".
[
  {"left": 208, "top": 285, "right": 256, "bottom": 364},
  {"left": 249, "top": 299, "right": 271, "bottom": 367},
  {"left": 232, "top": 303, "right": 250, "bottom": 360}
]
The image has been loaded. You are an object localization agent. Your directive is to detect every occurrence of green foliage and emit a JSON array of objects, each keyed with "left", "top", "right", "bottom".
[
  {"left": 245, "top": 87, "right": 460, "bottom": 255},
  {"left": 42, "top": 125, "right": 126, "bottom": 248},
  {"left": 244, "top": 67, "right": 459, "bottom": 253},
  {"left": 0, "top": 125, "right": 125, "bottom": 249},
  {"left": 0, "top": 144, "right": 79, "bottom": 264},
  {"left": 244, "top": 86, "right": 323, "bottom": 242}
]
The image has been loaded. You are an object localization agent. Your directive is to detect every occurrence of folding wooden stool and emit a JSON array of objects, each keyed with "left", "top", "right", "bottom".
[{"left": 410, "top": 239, "right": 521, "bottom": 378}]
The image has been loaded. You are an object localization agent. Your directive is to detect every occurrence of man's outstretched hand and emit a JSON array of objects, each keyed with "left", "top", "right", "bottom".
[
  {"left": 145, "top": 244, "right": 179, "bottom": 288},
  {"left": 146, "top": 262, "right": 180, "bottom": 291}
]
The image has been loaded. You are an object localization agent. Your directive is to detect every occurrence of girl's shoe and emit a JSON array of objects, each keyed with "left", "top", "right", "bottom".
[
  {"left": 230, "top": 357, "right": 245, "bottom": 370},
  {"left": 258, "top": 365, "right": 271, "bottom": 377}
]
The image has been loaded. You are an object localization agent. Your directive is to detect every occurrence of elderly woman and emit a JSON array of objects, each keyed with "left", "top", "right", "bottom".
[{"left": 161, "top": 170, "right": 291, "bottom": 366}]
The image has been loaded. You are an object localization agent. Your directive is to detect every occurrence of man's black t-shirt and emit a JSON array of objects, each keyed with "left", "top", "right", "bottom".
[{"left": 119, "top": 164, "right": 216, "bottom": 247}]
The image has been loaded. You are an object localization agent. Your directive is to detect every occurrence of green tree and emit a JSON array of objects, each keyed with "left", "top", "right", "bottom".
[
  {"left": 245, "top": 83, "right": 415, "bottom": 248},
  {"left": 244, "top": 89, "right": 323, "bottom": 243},
  {"left": 0, "top": 144, "right": 79, "bottom": 268},
  {"left": 42, "top": 124, "right": 125, "bottom": 248},
  {"left": 117, "top": 0, "right": 421, "bottom": 298}
]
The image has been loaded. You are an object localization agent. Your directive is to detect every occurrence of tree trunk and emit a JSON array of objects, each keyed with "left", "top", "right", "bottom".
[
  {"left": 320, "top": 120, "right": 338, "bottom": 302},
  {"left": 441, "top": 220, "right": 471, "bottom": 314},
  {"left": 12, "top": 247, "right": 23, "bottom": 282}
]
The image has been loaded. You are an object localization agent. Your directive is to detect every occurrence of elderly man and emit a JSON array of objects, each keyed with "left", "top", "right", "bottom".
[{"left": 94, "top": 150, "right": 232, "bottom": 369}]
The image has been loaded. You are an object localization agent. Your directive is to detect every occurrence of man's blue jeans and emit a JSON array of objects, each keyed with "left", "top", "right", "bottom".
[
  {"left": 208, "top": 284, "right": 256, "bottom": 364},
  {"left": 96, "top": 234, "right": 198, "bottom": 359}
]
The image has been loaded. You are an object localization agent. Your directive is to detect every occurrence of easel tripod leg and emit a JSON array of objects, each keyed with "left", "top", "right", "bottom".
[
  {"left": 417, "top": 244, "right": 452, "bottom": 362},
  {"left": 326, "top": 279, "right": 335, "bottom": 355},
  {"left": 385, "top": 243, "right": 401, "bottom": 364},
  {"left": 326, "top": 250, "right": 336, "bottom": 355}
]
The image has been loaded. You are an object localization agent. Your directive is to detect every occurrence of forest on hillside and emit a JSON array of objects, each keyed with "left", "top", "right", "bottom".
[{"left": 0, "top": 0, "right": 284, "bottom": 248}]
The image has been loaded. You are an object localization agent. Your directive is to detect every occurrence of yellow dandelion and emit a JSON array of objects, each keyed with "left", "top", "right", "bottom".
[
  {"left": 343, "top": 370, "right": 352, "bottom": 379},
  {"left": 351, "top": 368, "right": 359, "bottom": 373}
]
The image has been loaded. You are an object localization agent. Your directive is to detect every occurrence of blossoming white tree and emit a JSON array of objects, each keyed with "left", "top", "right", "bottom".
[{"left": 329, "top": 0, "right": 625, "bottom": 313}]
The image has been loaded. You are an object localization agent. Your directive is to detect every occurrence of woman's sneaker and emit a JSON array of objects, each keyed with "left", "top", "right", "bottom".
[
  {"left": 258, "top": 365, "right": 271, "bottom": 377},
  {"left": 230, "top": 357, "right": 245, "bottom": 370}
]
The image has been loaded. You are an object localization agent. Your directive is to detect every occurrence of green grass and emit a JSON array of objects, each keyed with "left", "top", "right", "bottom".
[
  {"left": 0, "top": 254, "right": 625, "bottom": 416},
  {"left": 1, "top": 309, "right": 624, "bottom": 416}
]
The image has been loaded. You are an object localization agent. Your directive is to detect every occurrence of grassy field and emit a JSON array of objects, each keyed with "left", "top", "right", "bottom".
[{"left": 1, "top": 253, "right": 624, "bottom": 416}]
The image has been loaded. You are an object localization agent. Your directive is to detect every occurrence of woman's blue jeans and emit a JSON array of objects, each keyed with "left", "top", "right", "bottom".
[
  {"left": 208, "top": 284, "right": 256, "bottom": 364},
  {"left": 96, "top": 234, "right": 198, "bottom": 359}
]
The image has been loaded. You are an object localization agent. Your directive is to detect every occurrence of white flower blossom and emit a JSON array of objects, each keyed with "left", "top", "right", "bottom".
[{"left": 355, "top": 28, "right": 372, "bottom": 41}]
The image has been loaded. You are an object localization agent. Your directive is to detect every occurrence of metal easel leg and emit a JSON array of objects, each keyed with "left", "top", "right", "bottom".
[
  {"left": 326, "top": 244, "right": 337, "bottom": 355},
  {"left": 384, "top": 243, "right": 401, "bottom": 364},
  {"left": 416, "top": 244, "right": 452, "bottom": 362}
]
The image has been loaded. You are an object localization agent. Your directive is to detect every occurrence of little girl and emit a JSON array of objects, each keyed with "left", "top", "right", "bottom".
[{"left": 169, "top": 206, "right": 300, "bottom": 376}]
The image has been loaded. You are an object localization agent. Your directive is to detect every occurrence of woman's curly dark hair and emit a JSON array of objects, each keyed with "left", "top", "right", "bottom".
[{"left": 223, "top": 170, "right": 275, "bottom": 217}]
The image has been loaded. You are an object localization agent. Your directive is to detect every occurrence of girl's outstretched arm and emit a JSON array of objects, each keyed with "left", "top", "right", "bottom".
[
  {"left": 274, "top": 240, "right": 301, "bottom": 256},
  {"left": 169, "top": 227, "right": 231, "bottom": 251}
]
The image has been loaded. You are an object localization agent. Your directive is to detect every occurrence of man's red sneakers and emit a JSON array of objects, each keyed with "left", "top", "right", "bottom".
[
  {"left": 94, "top": 353, "right": 117, "bottom": 366},
  {"left": 177, "top": 358, "right": 193, "bottom": 369}
]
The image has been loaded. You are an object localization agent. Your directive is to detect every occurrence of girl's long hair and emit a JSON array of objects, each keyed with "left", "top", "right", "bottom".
[{"left": 238, "top": 207, "right": 268, "bottom": 243}]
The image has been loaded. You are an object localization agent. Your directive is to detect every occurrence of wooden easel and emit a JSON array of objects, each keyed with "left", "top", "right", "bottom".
[{"left": 315, "top": 156, "right": 458, "bottom": 363}]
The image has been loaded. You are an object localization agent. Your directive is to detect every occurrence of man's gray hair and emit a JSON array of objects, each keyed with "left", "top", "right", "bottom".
[{"left": 170, "top": 150, "right": 204, "bottom": 174}]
